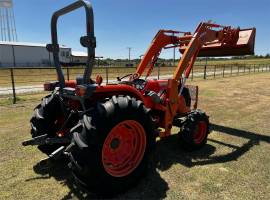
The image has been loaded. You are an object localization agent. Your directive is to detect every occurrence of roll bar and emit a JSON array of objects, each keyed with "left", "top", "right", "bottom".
[{"left": 46, "top": 0, "right": 96, "bottom": 90}]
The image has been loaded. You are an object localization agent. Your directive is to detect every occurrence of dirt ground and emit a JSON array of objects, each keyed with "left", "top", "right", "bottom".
[{"left": 0, "top": 73, "right": 269, "bottom": 200}]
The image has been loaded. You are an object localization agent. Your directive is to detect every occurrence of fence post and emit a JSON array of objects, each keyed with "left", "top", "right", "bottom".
[
  {"left": 237, "top": 65, "right": 240, "bottom": 75},
  {"left": 244, "top": 65, "right": 246, "bottom": 73},
  {"left": 203, "top": 64, "right": 207, "bottom": 79},
  {"left": 11, "top": 45, "right": 17, "bottom": 104},
  {"left": 66, "top": 66, "right": 70, "bottom": 81},
  {"left": 214, "top": 65, "right": 216, "bottom": 78},
  {"left": 254, "top": 64, "right": 255, "bottom": 73},
  {"left": 230, "top": 65, "right": 233, "bottom": 76},
  {"left": 10, "top": 68, "right": 16, "bottom": 104},
  {"left": 222, "top": 65, "right": 225, "bottom": 77},
  {"left": 106, "top": 67, "right": 109, "bottom": 84},
  {"left": 191, "top": 67, "right": 194, "bottom": 81}
]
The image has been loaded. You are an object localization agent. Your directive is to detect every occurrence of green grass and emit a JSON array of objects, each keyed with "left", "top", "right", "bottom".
[
  {"left": 0, "top": 92, "right": 48, "bottom": 106},
  {"left": 0, "top": 73, "right": 270, "bottom": 199}
]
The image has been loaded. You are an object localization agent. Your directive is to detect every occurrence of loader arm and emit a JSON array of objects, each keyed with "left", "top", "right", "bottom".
[
  {"left": 135, "top": 22, "right": 255, "bottom": 81},
  {"left": 138, "top": 22, "right": 255, "bottom": 137},
  {"left": 136, "top": 30, "right": 180, "bottom": 77},
  {"left": 173, "top": 22, "right": 242, "bottom": 81}
]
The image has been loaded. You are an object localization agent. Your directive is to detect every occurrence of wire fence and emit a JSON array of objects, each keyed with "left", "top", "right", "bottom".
[{"left": 0, "top": 63, "right": 270, "bottom": 104}]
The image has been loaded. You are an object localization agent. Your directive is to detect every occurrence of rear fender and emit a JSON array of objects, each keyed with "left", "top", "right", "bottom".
[{"left": 93, "top": 84, "right": 145, "bottom": 101}]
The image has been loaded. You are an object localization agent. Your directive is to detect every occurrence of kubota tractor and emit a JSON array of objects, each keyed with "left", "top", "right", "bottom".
[{"left": 23, "top": 0, "right": 256, "bottom": 195}]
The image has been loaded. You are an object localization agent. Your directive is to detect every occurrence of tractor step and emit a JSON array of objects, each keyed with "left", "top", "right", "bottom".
[{"left": 22, "top": 134, "right": 70, "bottom": 146}]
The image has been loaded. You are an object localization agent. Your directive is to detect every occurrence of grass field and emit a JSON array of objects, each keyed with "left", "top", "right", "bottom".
[{"left": 0, "top": 73, "right": 270, "bottom": 199}]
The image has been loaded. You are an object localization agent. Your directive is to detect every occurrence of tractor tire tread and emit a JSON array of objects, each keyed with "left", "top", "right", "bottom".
[
  {"left": 69, "top": 95, "right": 156, "bottom": 196},
  {"left": 178, "top": 109, "right": 209, "bottom": 151}
]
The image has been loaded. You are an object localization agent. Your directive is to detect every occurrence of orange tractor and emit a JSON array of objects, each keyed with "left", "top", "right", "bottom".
[{"left": 23, "top": 0, "right": 256, "bottom": 195}]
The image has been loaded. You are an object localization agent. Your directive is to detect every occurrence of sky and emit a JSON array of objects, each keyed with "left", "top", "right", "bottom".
[{"left": 12, "top": 0, "right": 270, "bottom": 59}]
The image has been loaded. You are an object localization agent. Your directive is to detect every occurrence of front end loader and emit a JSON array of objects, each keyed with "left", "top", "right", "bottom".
[{"left": 22, "top": 0, "right": 256, "bottom": 196}]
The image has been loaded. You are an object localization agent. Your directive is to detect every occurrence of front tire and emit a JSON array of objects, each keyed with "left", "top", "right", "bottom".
[
  {"left": 69, "top": 96, "right": 155, "bottom": 196},
  {"left": 178, "top": 110, "right": 209, "bottom": 151}
]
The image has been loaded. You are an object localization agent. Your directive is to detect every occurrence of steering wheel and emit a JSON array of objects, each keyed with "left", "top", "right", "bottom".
[
  {"left": 118, "top": 73, "right": 146, "bottom": 90},
  {"left": 132, "top": 79, "right": 147, "bottom": 91},
  {"left": 117, "top": 74, "right": 133, "bottom": 81},
  {"left": 117, "top": 73, "right": 140, "bottom": 81}
]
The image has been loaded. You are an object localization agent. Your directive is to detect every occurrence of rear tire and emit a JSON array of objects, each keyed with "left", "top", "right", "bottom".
[
  {"left": 30, "top": 93, "right": 64, "bottom": 154},
  {"left": 69, "top": 95, "right": 155, "bottom": 196},
  {"left": 178, "top": 110, "right": 209, "bottom": 151}
]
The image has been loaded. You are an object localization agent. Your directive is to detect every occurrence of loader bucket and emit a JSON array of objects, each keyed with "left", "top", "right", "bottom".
[{"left": 180, "top": 28, "right": 256, "bottom": 57}]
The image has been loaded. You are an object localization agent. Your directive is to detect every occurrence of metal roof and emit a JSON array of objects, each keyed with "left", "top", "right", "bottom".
[
  {"left": 71, "top": 51, "right": 88, "bottom": 57},
  {"left": 0, "top": 41, "right": 70, "bottom": 49}
]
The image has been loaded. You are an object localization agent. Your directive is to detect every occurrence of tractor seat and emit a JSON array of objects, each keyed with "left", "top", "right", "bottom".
[
  {"left": 145, "top": 90, "right": 166, "bottom": 104},
  {"left": 76, "top": 76, "right": 96, "bottom": 85}
]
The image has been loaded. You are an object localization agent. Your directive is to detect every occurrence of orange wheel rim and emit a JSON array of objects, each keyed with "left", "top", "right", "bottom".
[
  {"left": 193, "top": 121, "right": 207, "bottom": 144},
  {"left": 102, "top": 120, "right": 146, "bottom": 177}
]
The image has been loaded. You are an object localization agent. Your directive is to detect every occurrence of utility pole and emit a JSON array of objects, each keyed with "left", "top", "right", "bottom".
[
  {"left": 127, "top": 47, "right": 132, "bottom": 64},
  {"left": 173, "top": 33, "right": 176, "bottom": 66}
]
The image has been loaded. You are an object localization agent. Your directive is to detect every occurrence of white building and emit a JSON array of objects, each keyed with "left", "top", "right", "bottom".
[
  {"left": 0, "top": 41, "right": 71, "bottom": 67},
  {"left": 71, "top": 51, "right": 88, "bottom": 64}
]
